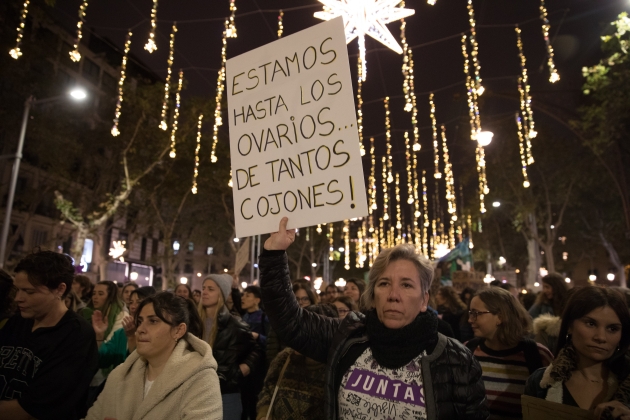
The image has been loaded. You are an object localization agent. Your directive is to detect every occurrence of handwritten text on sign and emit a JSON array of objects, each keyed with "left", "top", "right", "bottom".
[{"left": 227, "top": 17, "right": 368, "bottom": 237}]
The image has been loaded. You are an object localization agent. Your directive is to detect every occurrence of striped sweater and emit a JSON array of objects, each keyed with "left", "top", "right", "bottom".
[{"left": 471, "top": 340, "right": 553, "bottom": 419}]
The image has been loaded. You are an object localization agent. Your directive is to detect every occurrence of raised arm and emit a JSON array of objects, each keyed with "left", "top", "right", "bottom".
[{"left": 259, "top": 217, "right": 340, "bottom": 363}]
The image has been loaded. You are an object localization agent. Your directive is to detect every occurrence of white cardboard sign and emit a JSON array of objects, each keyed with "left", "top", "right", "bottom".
[{"left": 227, "top": 17, "right": 368, "bottom": 238}]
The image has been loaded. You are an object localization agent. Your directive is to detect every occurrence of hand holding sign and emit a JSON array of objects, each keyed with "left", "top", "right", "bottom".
[
  {"left": 264, "top": 217, "right": 296, "bottom": 251},
  {"left": 227, "top": 17, "right": 368, "bottom": 237}
]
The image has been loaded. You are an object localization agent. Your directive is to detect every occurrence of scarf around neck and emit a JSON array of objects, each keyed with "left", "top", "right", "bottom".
[{"left": 366, "top": 308, "right": 439, "bottom": 369}]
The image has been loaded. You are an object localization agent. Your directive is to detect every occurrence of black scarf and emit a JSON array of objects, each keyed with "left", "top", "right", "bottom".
[{"left": 366, "top": 308, "right": 439, "bottom": 369}]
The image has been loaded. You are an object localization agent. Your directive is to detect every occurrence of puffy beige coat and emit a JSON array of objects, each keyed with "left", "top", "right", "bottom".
[{"left": 85, "top": 333, "right": 222, "bottom": 420}]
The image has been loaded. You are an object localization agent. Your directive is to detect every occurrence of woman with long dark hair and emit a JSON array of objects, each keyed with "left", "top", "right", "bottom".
[
  {"left": 343, "top": 278, "right": 365, "bottom": 309},
  {"left": 73, "top": 274, "right": 94, "bottom": 303},
  {"left": 120, "top": 282, "right": 138, "bottom": 306},
  {"left": 525, "top": 286, "right": 630, "bottom": 417},
  {"left": 174, "top": 283, "right": 193, "bottom": 300},
  {"left": 83, "top": 280, "right": 126, "bottom": 342},
  {"left": 85, "top": 292, "right": 222, "bottom": 419},
  {"left": 436, "top": 286, "right": 468, "bottom": 342},
  {"left": 529, "top": 273, "right": 569, "bottom": 319}
]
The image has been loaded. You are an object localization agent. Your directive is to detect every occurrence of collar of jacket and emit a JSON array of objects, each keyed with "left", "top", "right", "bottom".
[
  {"left": 324, "top": 310, "right": 448, "bottom": 420},
  {"left": 121, "top": 334, "right": 217, "bottom": 418},
  {"left": 540, "top": 346, "right": 620, "bottom": 405}
]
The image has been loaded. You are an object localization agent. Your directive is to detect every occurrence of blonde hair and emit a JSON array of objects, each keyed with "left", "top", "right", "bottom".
[
  {"left": 361, "top": 244, "right": 433, "bottom": 310},
  {"left": 198, "top": 278, "right": 226, "bottom": 347}
]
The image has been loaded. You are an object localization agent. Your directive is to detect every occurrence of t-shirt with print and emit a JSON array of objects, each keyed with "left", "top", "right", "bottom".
[
  {"left": 0, "top": 309, "right": 98, "bottom": 420},
  {"left": 338, "top": 347, "right": 428, "bottom": 420}
]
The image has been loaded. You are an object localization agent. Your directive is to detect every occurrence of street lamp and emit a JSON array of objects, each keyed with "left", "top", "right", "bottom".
[
  {"left": 476, "top": 131, "right": 494, "bottom": 147},
  {"left": 0, "top": 89, "right": 87, "bottom": 268}
]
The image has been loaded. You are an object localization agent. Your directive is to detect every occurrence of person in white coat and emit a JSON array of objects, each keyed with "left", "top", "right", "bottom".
[{"left": 85, "top": 292, "right": 222, "bottom": 420}]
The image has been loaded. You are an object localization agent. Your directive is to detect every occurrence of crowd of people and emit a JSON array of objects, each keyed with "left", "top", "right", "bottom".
[{"left": 0, "top": 217, "right": 629, "bottom": 419}]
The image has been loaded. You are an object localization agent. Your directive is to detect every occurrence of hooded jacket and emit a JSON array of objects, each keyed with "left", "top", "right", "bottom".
[
  {"left": 533, "top": 313, "right": 562, "bottom": 354},
  {"left": 84, "top": 333, "right": 222, "bottom": 420},
  {"left": 260, "top": 250, "right": 488, "bottom": 420}
]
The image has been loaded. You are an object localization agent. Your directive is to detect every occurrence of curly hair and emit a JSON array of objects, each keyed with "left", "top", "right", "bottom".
[
  {"left": 438, "top": 286, "right": 467, "bottom": 311},
  {"left": 14, "top": 250, "right": 75, "bottom": 297},
  {"left": 535, "top": 273, "right": 569, "bottom": 316}
]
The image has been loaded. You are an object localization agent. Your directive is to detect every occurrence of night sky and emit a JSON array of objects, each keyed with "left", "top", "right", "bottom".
[{"left": 49, "top": 0, "right": 628, "bottom": 210}]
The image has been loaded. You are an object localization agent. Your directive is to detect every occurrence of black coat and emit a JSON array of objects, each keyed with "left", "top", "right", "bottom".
[
  {"left": 212, "top": 307, "right": 263, "bottom": 394},
  {"left": 260, "top": 249, "right": 489, "bottom": 420}
]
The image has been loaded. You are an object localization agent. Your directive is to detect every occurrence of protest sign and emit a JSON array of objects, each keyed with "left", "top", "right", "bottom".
[{"left": 227, "top": 17, "right": 368, "bottom": 238}]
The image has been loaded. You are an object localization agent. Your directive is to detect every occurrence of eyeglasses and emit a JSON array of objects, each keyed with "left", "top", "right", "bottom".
[
  {"left": 296, "top": 296, "right": 311, "bottom": 304},
  {"left": 468, "top": 310, "right": 493, "bottom": 321}
]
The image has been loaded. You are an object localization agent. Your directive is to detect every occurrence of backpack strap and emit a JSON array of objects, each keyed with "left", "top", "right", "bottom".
[{"left": 521, "top": 338, "right": 544, "bottom": 374}]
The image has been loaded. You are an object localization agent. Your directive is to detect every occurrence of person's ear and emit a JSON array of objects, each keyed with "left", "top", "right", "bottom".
[
  {"left": 55, "top": 282, "right": 67, "bottom": 300},
  {"left": 420, "top": 291, "right": 429, "bottom": 312},
  {"left": 173, "top": 323, "right": 187, "bottom": 341}
]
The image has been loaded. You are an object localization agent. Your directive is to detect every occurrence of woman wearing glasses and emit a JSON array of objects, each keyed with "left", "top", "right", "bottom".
[
  {"left": 331, "top": 296, "right": 357, "bottom": 320},
  {"left": 260, "top": 218, "right": 488, "bottom": 420},
  {"left": 293, "top": 282, "right": 317, "bottom": 308},
  {"left": 466, "top": 287, "right": 553, "bottom": 419}
]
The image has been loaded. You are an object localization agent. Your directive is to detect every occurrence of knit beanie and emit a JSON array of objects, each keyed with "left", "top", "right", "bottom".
[{"left": 205, "top": 274, "right": 233, "bottom": 301}]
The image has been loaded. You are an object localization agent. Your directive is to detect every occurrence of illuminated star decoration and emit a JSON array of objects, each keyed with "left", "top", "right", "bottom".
[{"left": 314, "top": 0, "right": 415, "bottom": 81}]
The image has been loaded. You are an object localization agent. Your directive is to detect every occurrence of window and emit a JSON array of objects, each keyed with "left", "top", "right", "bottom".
[
  {"left": 82, "top": 57, "right": 100, "bottom": 85},
  {"left": 101, "top": 72, "right": 117, "bottom": 92},
  {"left": 31, "top": 229, "right": 48, "bottom": 247},
  {"left": 188, "top": 242, "right": 194, "bottom": 252},
  {"left": 81, "top": 238, "right": 94, "bottom": 272}
]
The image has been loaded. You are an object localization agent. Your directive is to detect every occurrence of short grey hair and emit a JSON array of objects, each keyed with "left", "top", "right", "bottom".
[{"left": 361, "top": 244, "right": 434, "bottom": 310}]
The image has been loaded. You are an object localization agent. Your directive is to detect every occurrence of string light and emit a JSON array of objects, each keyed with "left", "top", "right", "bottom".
[
  {"left": 467, "top": 0, "right": 484, "bottom": 95},
  {"left": 422, "top": 170, "right": 429, "bottom": 256},
  {"left": 540, "top": 0, "right": 560, "bottom": 83},
  {"left": 405, "top": 132, "right": 414, "bottom": 205},
  {"left": 316, "top": 224, "right": 322, "bottom": 234},
  {"left": 226, "top": 0, "right": 237, "bottom": 38},
  {"left": 228, "top": 170, "right": 233, "bottom": 187},
  {"left": 395, "top": 173, "right": 402, "bottom": 243},
  {"left": 111, "top": 31, "right": 132, "bottom": 137},
  {"left": 384, "top": 97, "right": 393, "bottom": 183},
  {"left": 356, "top": 221, "right": 363, "bottom": 268},
  {"left": 516, "top": 26, "right": 537, "bottom": 141},
  {"left": 69, "top": 0, "right": 90, "bottom": 62},
  {"left": 462, "top": 35, "right": 488, "bottom": 213},
  {"left": 357, "top": 57, "right": 365, "bottom": 156},
  {"left": 314, "top": 0, "right": 414, "bottom": 82},
  {"left": 159, "top": 23, "right": 177, "bottom": 131},
  {"left": 211, "top": 20, "right": 229, "bottom": 163},
  {"left": 442, "top": 125, "right": 457, "bottom": 248},
  {"left": 277, "top": 10, "right": 284, "bottom": 38},
  {"left": 328, "top": 223, "right": 334, "bottom": 261},
  {"left": 427, "top": 0, "right": 436, "bottom": 4},
  {"left": 379, "top": 217, "right": 385, "bottom": 251},
  {"left": 399, "top": 4, "right": 420, "bottom": 152},
  {"left": 191, "top": 114, "right": 203, "bottom": 194},
  {"left": 9, "top": 0, "right": 30, "bottom": 59},
  {"left": 369, "top": 137, "right": 377, "bottom": 212},
  {"left": 515, "top": 114, "right": 531, "bottom": 188},
  {"left": 429, "top": 93, "right": 442, "bottom": 179},
  {"left": 382, "top": 157, "right": 390, "bottom": 221},
  {"left": 344, "top": 220, "right": 350, "bottom": 270},
  {"left": 144, "top": 0, "right": 159, "bottom": 53},
  {"left": 169, "top": 69, "right": 183, "bottom": 158},
  {"left": 412, "top": 141, "right": 421, "bottom": 252}
]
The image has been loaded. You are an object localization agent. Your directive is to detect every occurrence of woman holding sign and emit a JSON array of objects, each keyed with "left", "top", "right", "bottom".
[
  {"left": 259, "top": 217, "right": 488, "bottom": 420},
  {"left": 525, "top": 286, "right": 630, "bottom": 419}
]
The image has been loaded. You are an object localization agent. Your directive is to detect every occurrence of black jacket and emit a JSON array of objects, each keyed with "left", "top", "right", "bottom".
[
  {"left": 212, "top": 306, "right": 263, "bottom": 394},
  {"left": 260, "top": 250, "right": 489, "bottom": 420}
]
